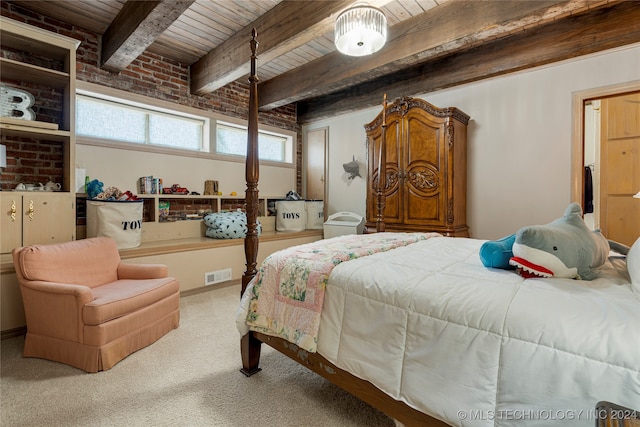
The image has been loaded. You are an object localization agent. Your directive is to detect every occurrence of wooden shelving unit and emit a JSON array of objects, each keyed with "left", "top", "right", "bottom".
[
  {"left": 75, "top": 194, "right": 285, "bottom": 243},
  {"left": 1, "top": 17, "right": 80, "bottom": 258},
  {"left": 0, "top": 17, "right": 80, "bottom": 332},
  {"left": 0, "top": 16, "right": 79, "bottom": 192}
]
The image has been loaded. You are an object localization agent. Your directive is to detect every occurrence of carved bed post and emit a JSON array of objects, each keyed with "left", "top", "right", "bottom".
[
  {"left": 376, "top": 94, "right": 388, "bottom": 233},
  {"left": 241, "top": 28, "right": 262, "bottom": 377}
]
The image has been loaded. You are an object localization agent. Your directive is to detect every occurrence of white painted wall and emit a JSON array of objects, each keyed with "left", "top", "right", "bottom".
[
  {"left": 76, "top": 144, "right": 296, "bottom": 198},
  {"left": 303, "top": 44, "right": 640, "bottom": 239}
]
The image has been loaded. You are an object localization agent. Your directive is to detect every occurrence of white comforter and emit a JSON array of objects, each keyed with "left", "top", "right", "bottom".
[{"left": 240, "top": 236, "right": 640, "bottom": 426}]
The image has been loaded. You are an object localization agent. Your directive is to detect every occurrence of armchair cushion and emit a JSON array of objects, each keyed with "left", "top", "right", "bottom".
[
  {"left": 16, "top": 237, "right": 120, "bottom": 287},
  {"left": 84, "top": 277, "right": 179, "bottom": 325}
]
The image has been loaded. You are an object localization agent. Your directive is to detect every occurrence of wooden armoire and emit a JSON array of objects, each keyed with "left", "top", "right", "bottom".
[{"left": 364, "top": 97, "right": 471, "bottom": 236}]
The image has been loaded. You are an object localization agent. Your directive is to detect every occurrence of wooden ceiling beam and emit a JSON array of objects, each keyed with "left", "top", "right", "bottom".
[
  {"left": 296, "top": 1, "right": 640, "bottom": 123},
  {"left": 258, "top": 0, "right": 586, "bottom": 110},
  {"left": 190, "top": 0, "right": 375, "bottom": 95},
  {"left": 101, "top": 0, "right": 194, "bottom": 72}
]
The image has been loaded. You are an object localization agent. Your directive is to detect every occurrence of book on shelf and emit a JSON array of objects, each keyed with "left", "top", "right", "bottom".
[{"left": 138, "top": 176, "right": 163, "bottom": 194}]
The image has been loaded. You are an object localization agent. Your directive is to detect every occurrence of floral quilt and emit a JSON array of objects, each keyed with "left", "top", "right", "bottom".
[{"left": 244, "top": 232, "right": 439, "bottom": 352}]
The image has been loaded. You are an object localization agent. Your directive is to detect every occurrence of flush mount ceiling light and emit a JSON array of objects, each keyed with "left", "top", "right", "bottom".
[{"left": 335, "top": 4, "right": 387, "bottom": 57}]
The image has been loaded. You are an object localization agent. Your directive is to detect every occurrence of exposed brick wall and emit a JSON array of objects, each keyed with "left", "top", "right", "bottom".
[
  {"left": 1, "top": 138, "right": 64, "bottom": 188},
  {"left": 1, "top": 2, "right": 303, "bottom": 192},
  {"left": 156, "top": 199, "right": 216, "bottom": 222},
  {"left": 0, "top": 78, "right": 67, "bottom": 189}
]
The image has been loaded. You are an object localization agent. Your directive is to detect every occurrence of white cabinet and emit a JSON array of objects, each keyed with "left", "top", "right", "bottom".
[
  {"left": 1, "top": 191, "right": 75, "bottom": 333},
  {"left": 1, "top": 192, "right": 75, "bottom": 255}
]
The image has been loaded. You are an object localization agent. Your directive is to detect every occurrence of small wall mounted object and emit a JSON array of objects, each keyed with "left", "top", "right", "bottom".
[{"left": 343, "top": 156, "right": 361, "bottom": 180}]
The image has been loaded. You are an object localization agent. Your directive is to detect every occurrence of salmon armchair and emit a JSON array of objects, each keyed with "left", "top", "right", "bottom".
[{"left": 12, "top": 237, "right": 180, "bottom": 372}]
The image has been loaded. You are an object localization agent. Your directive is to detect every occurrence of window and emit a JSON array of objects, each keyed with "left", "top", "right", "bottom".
[
  {"left": 75, "top": 88, "right": 295, "bottom": 166},
  {"left": 216, "top": 122, "right": 293, "bottom": 163},
  {"left": 76, "top": 94, "right": 207, "bottom": 152}
]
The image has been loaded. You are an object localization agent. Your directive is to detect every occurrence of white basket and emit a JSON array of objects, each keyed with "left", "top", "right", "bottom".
[
  {"left": 323, "top": 212, "right": 365, "bottom": 238},
  {"left": 86, "top": 200, "right": 143, "bottom": 249},
  {"left": 275, "top": 200, "right": 307, "bottom": 232},
  {"left": 305, "top": 201, "right": 324, "bottom": 230}
]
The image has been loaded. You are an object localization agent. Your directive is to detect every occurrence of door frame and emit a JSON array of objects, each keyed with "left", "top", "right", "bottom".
[{"left": 570, "top": 80, "right": 640, "bottom": 207}]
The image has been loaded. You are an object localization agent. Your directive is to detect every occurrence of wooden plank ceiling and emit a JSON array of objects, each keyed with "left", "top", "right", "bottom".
[{"left": 8, "top": 0, "right": 640, "bottom": 122}]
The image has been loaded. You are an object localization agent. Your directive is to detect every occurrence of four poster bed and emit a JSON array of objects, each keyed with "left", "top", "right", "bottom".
[{"left": 238, "top": 31, "right": 639, "bottom": 426}]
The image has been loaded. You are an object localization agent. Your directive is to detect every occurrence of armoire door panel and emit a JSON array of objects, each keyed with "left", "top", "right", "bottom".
[
  {"left": 368, "top": 118, "right": 404, "bottom": 224},
  {"left": 406, "top": 193, "right": 441, "bottom": 224},
  {"left": 367, "top": 120, "right": 401, "bottom": 178},
  {"left": 406, "top": 117, "right": 441, "bottom": 167},
  {"left": 383, "top": 183, "right": 402, "bottom": 224},
  {"left": 405, "top": 161, "right": 440, "bottom": 195}
]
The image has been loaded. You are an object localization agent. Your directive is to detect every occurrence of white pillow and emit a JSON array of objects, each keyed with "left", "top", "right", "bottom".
[{"left": 627, "top": 237, "right": 640, "bottom": 293}]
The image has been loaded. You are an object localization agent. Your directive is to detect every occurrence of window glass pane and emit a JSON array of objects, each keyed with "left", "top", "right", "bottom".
[
  {"left": 149, "top": 114, "right": 202, "bottom": 150},
  {"left": 216, "top": 124, "right": 247, "bottom": 156},
  {"left": 216, "top": 123, "right": 291, "bottom": 163},
  {"left": 76, "top": 94, "right": 206, "bottom": 152},
  {"left": 77, "top": 97, "right": 146, "bottom": 143},
  {"left": 258, "top": 133, "right": 286, "bottom": 161}
]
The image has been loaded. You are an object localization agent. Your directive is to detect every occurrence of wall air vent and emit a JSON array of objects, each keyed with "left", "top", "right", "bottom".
[{"left": 204, "top": 268, "right": 232, "bottom": 286}]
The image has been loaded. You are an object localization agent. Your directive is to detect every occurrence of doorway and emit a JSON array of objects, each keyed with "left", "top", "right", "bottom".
[
  {"left": 305, "top": 127, "right": 328, "bottom": 218},
  {"left": 572, "top": 81, "right": 640, "bottom": 247}
]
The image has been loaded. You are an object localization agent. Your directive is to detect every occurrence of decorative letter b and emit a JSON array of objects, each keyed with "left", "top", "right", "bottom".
[{"left": 0, "top": 85, "right": 36, "bottom": 120}]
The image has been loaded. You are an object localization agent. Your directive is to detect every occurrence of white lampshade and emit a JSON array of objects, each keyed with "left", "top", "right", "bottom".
[
  {"left": 0, "top": 144, "right": 6, "bottom": 168},
  {"left": 335, "top": 5, "right": 387, "bottom": 57},
  {"left": 634, "top": 191, "right": 640, "bottom": 198}
]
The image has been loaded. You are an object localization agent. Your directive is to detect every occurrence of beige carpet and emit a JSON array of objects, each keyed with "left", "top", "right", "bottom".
[{"left": 1, "top": 284, "right": 397, "bottom": 426}]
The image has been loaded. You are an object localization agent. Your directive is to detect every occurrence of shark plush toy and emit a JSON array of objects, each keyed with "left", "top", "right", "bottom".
[{"left": 480, "top": 203, "right": 612, "bottom": 280}]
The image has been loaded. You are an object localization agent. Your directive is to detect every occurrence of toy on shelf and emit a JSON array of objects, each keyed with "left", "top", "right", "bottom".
[
  {"left": 86, "top": 179, "right": 139, "bottom": 201},
  {"left": 166, "top": 184, "right": 189, "bottom": 195}
]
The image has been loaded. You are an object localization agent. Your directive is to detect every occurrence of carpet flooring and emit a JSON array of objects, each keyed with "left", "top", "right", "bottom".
[{"left": 1, "top": 284, "right": 397, "bottom": 426}]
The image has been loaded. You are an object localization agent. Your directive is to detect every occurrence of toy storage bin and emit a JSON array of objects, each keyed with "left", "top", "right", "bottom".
[
  {"left": 87, "top": 200, "right": 143, "bottom": 249},
  {"left": 275, "top": 200, "right": 307, "bottom": 232},
  {"left": 305, "top": 200, "right": 324, "bottom": 230}
]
